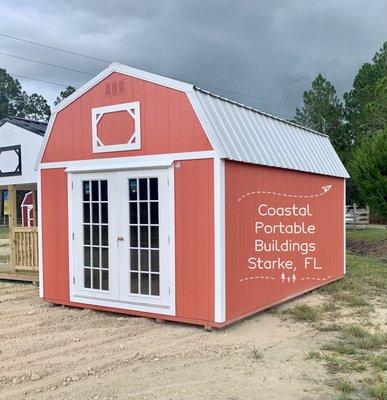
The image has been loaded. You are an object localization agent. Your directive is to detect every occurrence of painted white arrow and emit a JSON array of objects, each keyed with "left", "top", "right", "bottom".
[{"left": 238, "top": 185, "right": 332, "bottom": 202}]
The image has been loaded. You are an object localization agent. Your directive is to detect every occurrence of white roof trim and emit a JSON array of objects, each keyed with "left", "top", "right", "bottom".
[
  {"left": 35, "top": 112, "right": 57, "bottom": 170},
  {"left": 51, "top": 63, "right": 194, "bottom": 115}
]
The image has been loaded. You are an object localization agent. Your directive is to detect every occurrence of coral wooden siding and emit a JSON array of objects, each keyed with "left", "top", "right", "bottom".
[
  {"left": 42, "top": 72, "right": 212, "bottom": 163},
  {"left": 41, "top": 168, "right": 70, "bottom": 302},
  {"left": 225, "top": 161, "right": 344, "bottom": 321},
  {"left": 174, "top": 159, "right": 214, "bottom": 322},
  {"left": 41, "top": 160, "right": 215, "bottom": 324}
]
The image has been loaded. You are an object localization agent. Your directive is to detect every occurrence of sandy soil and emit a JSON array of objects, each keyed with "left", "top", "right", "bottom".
[
  {"left": 0, "top": 239, "right": 10, "bottom": 264},
  {"left": 0, "top": 281, "right": 335, "bottom": 400}
]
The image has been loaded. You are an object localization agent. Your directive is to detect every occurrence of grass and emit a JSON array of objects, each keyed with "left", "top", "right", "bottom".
[
  {"left": 306, "top": 350, "right": 322, "bottom": 360},
  {"left": 0, "top": 254, "right": 10, "bottom": 263},
  {"left": 317, "top": 252, "right": 386, "bottom": 308},
  {"left": 318, "top": 323, "right": 386, "bottom": 375},
  {"left": 296, "top": 249, "right": 387, "bottom": 398},
  {"left": 288, "top": 304, "right": 319, "bottom": 322},
  {"left": 367, "top": 354, "right": 387, "bottom": 372},
  {"left": 0, "top": 226, "right": 9, "bottom": 239},
  {"left": 366, "top": 375, "right": 387, "bottom": 400},
  {"left": 319, "top": 323, "right": 343, "bottom": 332},
  {"left": 347, "top": 228, "right": 387, "bottom": 242},
  {"left": 335, "top": 377, "right": 357, "bottom": 395},
  {"left": 251, "top": 346, "right": 263, "bottom": 361},
  {"left": 341, "top": 325, "right": 387, "bottom": 351}
]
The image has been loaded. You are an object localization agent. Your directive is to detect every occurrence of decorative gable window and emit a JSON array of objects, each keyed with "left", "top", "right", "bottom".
[
  {"left": 0, "top": 145, "right": 22, "bottom": 177},
  {"left": 91, "top": 102, "right": 141, "bottom": 153}
]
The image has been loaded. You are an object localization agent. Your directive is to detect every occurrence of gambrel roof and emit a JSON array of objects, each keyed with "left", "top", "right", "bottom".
[{"left": 39, "top": 63, "right": 349, "bottom": 178}]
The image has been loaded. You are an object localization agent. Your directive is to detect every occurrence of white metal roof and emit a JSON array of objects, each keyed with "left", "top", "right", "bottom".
[{"left": 192, "top": 87, "right": 349, "bottom": 178}]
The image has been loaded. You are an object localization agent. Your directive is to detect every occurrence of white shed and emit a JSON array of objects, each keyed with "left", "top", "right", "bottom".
[
  {"left": 0, "top": 116, "right": 46, "bottom": 186},
  {"left": 0, "top": 116, "right": 46, "bottom": 281}
]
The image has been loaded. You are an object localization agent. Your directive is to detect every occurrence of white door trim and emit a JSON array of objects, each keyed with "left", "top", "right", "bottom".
[
  {"left": 39, "top": 151, "right": 215, "bottom": 171},
  {"left": 68, "top": 167, "right": 176, "bottom": 316}
]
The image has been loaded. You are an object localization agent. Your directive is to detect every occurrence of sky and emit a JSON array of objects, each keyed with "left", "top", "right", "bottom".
[{"left": 0, "top": 0, "right": 386, "bottom": 119}]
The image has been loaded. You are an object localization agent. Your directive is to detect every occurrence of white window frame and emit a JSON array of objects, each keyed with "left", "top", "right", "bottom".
[{"left": 91, "top": 102, "right": 141, "bottom": 154}]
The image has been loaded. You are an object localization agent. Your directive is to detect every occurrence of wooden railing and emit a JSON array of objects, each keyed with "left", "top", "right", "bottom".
[{"left": 12, "top": 227, "right": 38, "bottom": 272}]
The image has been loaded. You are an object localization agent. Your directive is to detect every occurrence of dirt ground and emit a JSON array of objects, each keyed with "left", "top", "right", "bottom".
[
  {"left": 0, "top": 282, "right": 337, "bottom": 400},
  {"left": 347, "top": 237, "right": 387, "bottom": 261}
]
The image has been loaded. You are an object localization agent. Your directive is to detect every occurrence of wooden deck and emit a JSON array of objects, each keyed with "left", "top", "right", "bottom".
[{"left": 0, "top": 263, "right": 39, "bottom": 283}]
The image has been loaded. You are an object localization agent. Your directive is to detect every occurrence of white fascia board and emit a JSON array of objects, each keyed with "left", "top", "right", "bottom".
[
  {"left": 40, "top": 151, "right": 216, "bottom": 171},
  {"left": 51, "top": 63, "right": 194, "bottom": 116},
  {"left": 116, "top": 64, "right": 193, "bottom": 93},
  {"left": 187, "top": 91, "right": 226, "bottom": 159}
]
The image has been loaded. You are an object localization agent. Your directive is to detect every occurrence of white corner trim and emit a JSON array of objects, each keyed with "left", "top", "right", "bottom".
[
  {"left": 187, "top": 91, "right": 226, "bottom": 158},
  {"left": 214, "top": 157, "right": 226, "bottom": 323},
  {"left": 343, "top": 179, "right": 346, "bottom": 275},
  {"left": 92, "top": 102, "right": 141, "bottom": 153},
  {"left": 37, "top": 169, "right": 44, "bottom": 297}
]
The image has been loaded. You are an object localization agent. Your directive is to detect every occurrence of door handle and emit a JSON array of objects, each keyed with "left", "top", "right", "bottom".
[{"left": 117, "top": 235, "right": 124, "bottom": 241}]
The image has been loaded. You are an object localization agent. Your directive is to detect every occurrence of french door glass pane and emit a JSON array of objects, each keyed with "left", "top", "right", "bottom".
[
  {"left": 82, "top": 179, "right": 109, "bottom": 291},
  {"left": 129, "top": 177, "right": 160, "bottom": 296}
]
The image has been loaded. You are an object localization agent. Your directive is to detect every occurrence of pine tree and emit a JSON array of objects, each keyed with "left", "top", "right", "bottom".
[
  {"left": 54, "top": 86, "right": 76, "bottom": 106},
  {"left": 292, "top": 74, "right": 348, "bottom": 162},
  {"left": 0, "top": 68, "right": 51, "bottom": 121},
  {"left": 344, "top": 41, "right": 387, "bottom": 145}
]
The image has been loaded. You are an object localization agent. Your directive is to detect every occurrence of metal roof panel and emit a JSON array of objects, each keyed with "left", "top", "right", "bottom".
[{"left": 193, "top": 87, "right": 349, "bottom": 178}]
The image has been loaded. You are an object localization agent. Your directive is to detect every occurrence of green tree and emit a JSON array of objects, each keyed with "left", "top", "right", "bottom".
[
  {"left": 21, "top": 92, "right": 51, "bottom": 122},
  {"left": 348, "top": 128, "right": 387, "bottom": 218},
  {"left": 362, "top": 76, "right": 387, "bottom": 133},
  {"left": 292, "top": 74, "right": 348, "bottom": 161},
  {"left": 0, "top": 68, "right": 51, "bottom": 121},
  {"left": 344, "top": 41, "right": 387, "bottom": 145},
  {"left": 54, "top": 85, "right": 76, "bottom": 106},
  {"left": 0, "top": 68, "right": 24, "bottom": 119}
]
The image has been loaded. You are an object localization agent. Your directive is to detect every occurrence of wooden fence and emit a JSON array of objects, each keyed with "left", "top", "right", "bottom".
[
  {"left": 12, "top": 227, "right": 38, "bottom": 272},
  {"left": 346, "top": 204, "right": 370, "bottom": 228}
]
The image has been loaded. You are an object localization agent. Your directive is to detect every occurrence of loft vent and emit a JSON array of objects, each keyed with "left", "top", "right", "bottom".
[{"left": 104, "top": 80, "right": 126, "bottom": 97}]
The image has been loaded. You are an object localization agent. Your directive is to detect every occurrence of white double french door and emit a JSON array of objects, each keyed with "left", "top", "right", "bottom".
[{"left": 70, "top": 168, "right": 174, "bottom": 315}]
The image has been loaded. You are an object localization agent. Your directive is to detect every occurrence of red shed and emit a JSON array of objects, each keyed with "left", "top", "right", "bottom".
[
  {"left": 21, "top": 191, "right": 35, "bottom": 227},
  {"left": 37, "top": 64, "right": 349, "bottom": 328}
]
